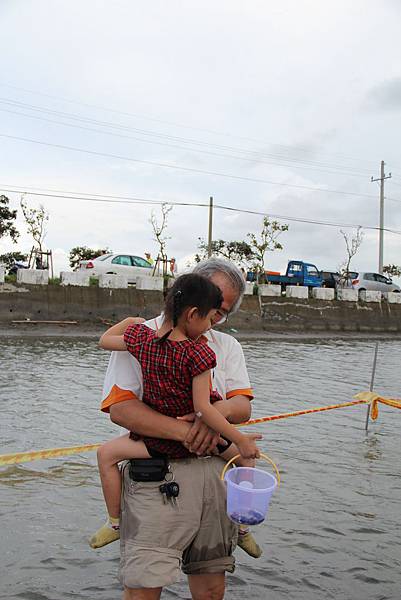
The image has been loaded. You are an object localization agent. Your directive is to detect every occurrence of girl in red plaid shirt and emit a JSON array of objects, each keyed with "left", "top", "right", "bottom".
[{"left": 90, "top": 273, "right": 261, "bottom": 549}]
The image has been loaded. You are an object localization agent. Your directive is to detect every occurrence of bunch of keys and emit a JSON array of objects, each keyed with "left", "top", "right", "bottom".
[{"left": 159, "top": 480, "right": 180, "bottom": 506}]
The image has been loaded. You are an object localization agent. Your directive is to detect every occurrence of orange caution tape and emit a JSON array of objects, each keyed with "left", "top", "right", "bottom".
[
  {"left": 0, "top": 443, "right": 101, "bottom": 467},
  {"left": 1, "top": 393, "right": 401, "bottom": 466}
]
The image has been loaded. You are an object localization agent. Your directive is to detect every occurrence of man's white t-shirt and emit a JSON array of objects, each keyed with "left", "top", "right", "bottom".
[{"left": 101, "top": 315, "right": 253, "bottom": 413}]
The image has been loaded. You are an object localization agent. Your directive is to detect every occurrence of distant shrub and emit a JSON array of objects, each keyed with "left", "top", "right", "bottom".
[{"left": 5, "top": 274, "right": 17, "bottom": 283}]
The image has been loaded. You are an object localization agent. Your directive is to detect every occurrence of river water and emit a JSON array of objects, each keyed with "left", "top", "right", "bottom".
[{"left": 1, "top": 335, "right": 400, "bottom": 599}]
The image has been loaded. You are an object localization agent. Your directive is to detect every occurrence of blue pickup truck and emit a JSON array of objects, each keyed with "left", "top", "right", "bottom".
[{"left": 265, "top": 260, "right": 322, "bottom": 289}]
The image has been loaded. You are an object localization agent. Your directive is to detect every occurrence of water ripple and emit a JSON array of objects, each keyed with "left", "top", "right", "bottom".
[{"left": 1, "top": 336, "right": 401, "bottom": 599}]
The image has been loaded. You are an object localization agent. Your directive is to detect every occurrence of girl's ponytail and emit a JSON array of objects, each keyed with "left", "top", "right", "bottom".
[
  {"left": 158, "top": 290, "right": 182, "bottom": 343},
  {"left": 172, "top": 290, "right": 182, "bottom": 327}
]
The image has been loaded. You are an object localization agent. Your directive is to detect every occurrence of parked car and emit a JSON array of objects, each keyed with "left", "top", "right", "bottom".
[
  {"left": 78, "top": 253, "right": 153, "bottom": 283},
  {"left": 321, "top": 271, "right": 340, "bottom": 289},
  {"left": 343, "top": 271, "right": 400, "bottom": 296}
]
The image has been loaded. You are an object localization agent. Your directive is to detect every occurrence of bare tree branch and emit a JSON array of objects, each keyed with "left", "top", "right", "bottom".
[
  {"left": 150, "top": 203, "right": 172, "bottom": 274},
  {"left": 338, "top": 226, "right": 364, "bottom": 283}
]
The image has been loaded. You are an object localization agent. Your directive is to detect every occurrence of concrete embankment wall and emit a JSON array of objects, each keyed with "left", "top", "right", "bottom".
[
  {"left": 0, "top": 283, "right": 163, "bottom": 323},
  {"left": 1, "top": 284, "right": 401, "bottom": 333},
  {"left": 256, "top": 296, "right": 401, "bottom": 333}
]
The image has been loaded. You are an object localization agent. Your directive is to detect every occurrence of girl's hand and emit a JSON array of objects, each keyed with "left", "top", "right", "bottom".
[
  {"left": 234, "top": 456, "right": 256, "bottom": 468},
  {"left": 237, "top": 433, "right": 262, "bottom": 459}
]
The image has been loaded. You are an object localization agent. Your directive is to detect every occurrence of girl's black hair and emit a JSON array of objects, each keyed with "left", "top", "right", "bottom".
[{"left": 158, "top": 273, "right": 223, "bottom": 342}]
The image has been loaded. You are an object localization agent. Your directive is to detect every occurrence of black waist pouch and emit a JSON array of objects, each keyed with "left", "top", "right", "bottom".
[{"left": 128, "top": 457, "right": 169, "bottom": 482}]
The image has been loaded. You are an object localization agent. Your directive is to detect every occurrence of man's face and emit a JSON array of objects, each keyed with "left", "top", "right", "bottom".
[{"left": 209, "top": 272, "right": 238, "bottom": 326}]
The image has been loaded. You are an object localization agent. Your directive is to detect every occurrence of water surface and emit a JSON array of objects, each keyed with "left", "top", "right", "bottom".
[{"left": 1, "top": 336, "right": 400, "bottom": 599}]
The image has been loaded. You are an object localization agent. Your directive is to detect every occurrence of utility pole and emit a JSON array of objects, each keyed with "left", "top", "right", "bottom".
[
  {"left": 207, "top": 196, "right": 213, "bottom": 257},
  {"left": 371, "top": 161, "right": 391, "bottom": 274}
]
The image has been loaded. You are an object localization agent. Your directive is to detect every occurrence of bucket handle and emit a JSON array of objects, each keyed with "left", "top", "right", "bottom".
[{"left": 220, "top": 452, "right": 281, "bottom": 485}]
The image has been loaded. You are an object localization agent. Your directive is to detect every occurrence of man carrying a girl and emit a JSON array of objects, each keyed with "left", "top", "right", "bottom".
[{"left": 95, "top": 258, "right": 262, "bottom": 600}]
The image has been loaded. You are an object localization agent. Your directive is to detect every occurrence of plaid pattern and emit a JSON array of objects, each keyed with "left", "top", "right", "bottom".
[{"left": 124, "top": 324, "right": 222, "bottom": 458}]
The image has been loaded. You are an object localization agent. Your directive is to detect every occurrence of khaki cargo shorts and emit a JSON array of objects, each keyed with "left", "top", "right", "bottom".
[{"left": 119, "top": 456, "right": 238, "bottom": 589}]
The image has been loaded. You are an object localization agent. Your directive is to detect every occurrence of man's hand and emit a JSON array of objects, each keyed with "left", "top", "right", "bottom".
[{"left": 178, "top": 413, "right": 225, "bottom": 456}]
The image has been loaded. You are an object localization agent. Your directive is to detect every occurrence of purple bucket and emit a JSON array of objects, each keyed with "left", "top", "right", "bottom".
[{"left": 224, "top": 466, "right": 278, "bottom": 525}]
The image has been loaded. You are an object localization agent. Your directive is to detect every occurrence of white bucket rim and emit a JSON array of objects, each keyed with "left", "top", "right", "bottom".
[{"left": 224, "top": 466, "right": 278, "bottom": 494}]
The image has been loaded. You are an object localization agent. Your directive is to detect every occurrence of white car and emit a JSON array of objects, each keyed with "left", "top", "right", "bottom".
[
  {"left": 345, "top": 271, "right": 400, "bottom": 296},
  {"left": 78, "top": 253, "right": 153, "bottom": 283}
]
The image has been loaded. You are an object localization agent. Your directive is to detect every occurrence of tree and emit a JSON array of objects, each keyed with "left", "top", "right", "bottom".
[
  {"left": 338, "top": 227, "right": 364, "bottom": 283},
  {"left": 383, "top": 264, "right": 401, "bottom": 278},
  {"left": 69, "top": 246, "right": 112, "bottom": 270},
  {"left": 247, "top": 217, "right": 289, "bottom": 281},
  {"left": 0, "top": 251, "right": 28, "bottom": 270},
  {"left": 195, "top": 238, "right": 254, "bottom": 266},
  {"left": 0, "top": 195, "right": 19, "bottom": 243},
  {"left": 150, "top": 203, "right": 172, "bottom": 274},
  {"left": 20, "top": 196, "right": 49, "bottom": 256}
]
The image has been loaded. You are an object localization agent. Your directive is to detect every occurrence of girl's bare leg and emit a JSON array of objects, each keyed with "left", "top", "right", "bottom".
[
  {"left": 98, "top": 434, "right": 150, "bottom": 517},
  {"left": 90, "top": 434, "right": 150, "bottom": 549}
]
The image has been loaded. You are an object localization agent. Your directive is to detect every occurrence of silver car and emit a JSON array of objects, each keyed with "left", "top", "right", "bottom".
[
  {"left": 78, "top": 253, "right": 153, "bottom": 283},
  {"left": 346, "top": 271, "right": 400, "bottom": 296}
]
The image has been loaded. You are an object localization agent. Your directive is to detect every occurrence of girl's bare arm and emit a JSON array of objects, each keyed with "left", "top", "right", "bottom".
[
  {"left": 193, "top": 372, "right": 242, "bottom": 445},
  {"left": 192, "top": 371, "right": 261, "bottom": 459},
  {"left": 99, "top": 317, "right": 143, "bottom": 350}
]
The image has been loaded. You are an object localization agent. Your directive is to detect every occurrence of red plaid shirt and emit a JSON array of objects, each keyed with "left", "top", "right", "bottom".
[{"left": 123, "top": 324, "right": 222, "bottom": 458}]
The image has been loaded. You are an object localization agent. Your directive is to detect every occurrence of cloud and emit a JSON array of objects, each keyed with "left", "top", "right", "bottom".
[{"left": 365, "top": 78, "right": 401, "bottom": 112}]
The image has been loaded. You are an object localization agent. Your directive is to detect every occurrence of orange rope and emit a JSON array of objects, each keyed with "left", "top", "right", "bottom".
[
  {"left": 1, "top": 393, "right": 400, "bottom": 466},
  {"left": 238, "top": 398, "right": 369, "bottom": 427}
]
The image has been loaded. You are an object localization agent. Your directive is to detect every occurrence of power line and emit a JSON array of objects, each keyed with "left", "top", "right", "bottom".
[
  {"left": 0, "top": 133, "right": 380, "bottom": 200},
  {"left": 0, "top": 105, "right": 372, "bottom": 180},
  {"left": 0, "top": 82, "right": 381, "bottom": 170},
  {"left": 0, "top": 97, "right": 374, "bottom": 176},
  {"left": 2, "top": 183, "right": 401, "bottom": 235}
]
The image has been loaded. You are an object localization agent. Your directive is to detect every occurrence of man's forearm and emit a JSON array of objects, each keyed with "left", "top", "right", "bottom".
[
  {"left": 109, "top": 398, "right": 190, "bottom": 441},
  {"left": 214, "top": 395, "right": 252, "bottom": 424}
]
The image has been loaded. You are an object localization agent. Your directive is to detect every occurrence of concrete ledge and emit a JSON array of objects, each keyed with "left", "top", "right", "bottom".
[
  {"left": 359, "top": 290, "right": 381, "bottom": 303},
  {"left": 336, "top": 289, "right": 358, "bottom": 302},
  {"left": 259, "top": 284, "right": 281, "bottom": 297},
  {"left": 0, "top": 266, "right": 4, "bottom": 284},
  {"left": 17, "top": 269, "right": 49, "bottom": 285},
  {"left": 136, "top": 276, "right": 164, "bottom": 291},
  {"left": 386, "top": 292, "right": 401, "bottom": 304},
  {"left": 98, "top": 274, "right": 128, "bottom": 289},
  {"left": 61, "top": 271, "right": 90, "bottom": 286},
  {"left": 285, "top": 285, "right": 308, "bottom": 299},
  {"left": 312, "top": 288, "right": 335, "bottom": 300},
  {"left": 2, "top": 285, "right": 401, "bottom": 332},
  {"left": 244, "top": 282, "right": 255, "bottom": 295}
]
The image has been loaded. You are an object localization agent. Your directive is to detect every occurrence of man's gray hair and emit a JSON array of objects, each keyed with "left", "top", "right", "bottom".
[{"left": 193, "top": 257, "right": 245, "bottom": 314}]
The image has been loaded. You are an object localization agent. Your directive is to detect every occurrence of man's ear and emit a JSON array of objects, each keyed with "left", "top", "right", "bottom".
[{"left": 186, "top": 307, "right": 198, "bottom": 321}]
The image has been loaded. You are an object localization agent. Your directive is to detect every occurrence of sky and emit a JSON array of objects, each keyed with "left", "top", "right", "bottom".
[{"left": 0, "top": 0, "right": 401, "bottom": 277}]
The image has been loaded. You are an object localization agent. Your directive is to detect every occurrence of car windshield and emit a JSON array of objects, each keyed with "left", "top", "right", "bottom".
[
  {"left": 97, "top": 254, "right": 113, "bottom": 261},
  {"left": 132, "top": 256, "right": 152, "bottom": 268}
]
